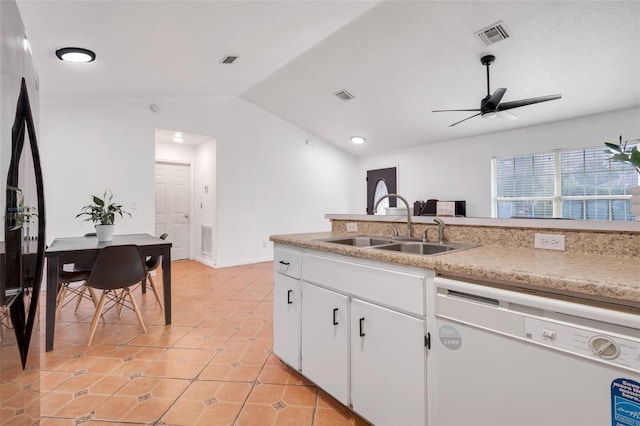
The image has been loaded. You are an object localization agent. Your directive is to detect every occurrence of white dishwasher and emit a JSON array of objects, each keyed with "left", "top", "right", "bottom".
[{"left": 427, "top": 276, "right": 640, "bottom": 426}]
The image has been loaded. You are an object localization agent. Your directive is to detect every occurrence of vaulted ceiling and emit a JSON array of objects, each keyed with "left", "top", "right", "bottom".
[{"left": 17, "top": 1, "right": 640, "bottom": 156}]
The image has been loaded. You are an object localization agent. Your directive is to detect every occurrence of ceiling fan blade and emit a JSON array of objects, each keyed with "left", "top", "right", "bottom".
[
  {"left": 497, "top": 94, "right": 562, "bottom": 111},
  {"left": 484, "top": 88, "right": 507, "bottom": 110},
  {"left": 497, "top": 110, "right": 518, "bottom": 120},
  {"left": 449, "top": 113, "right": 481, "bottom": 127},
  {"left": 432, "top": 109, "right": 481, "bottom": 113}
]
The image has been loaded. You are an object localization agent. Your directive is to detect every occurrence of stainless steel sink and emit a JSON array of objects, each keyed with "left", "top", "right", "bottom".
[
  {"left": 318, "top": 236, "right": 478, "bottom": 255},
  {"left": 371, "top": 241, "right": 474, "bottom": 255},
  {"left": 319, "top": 236, "right": 396, "bottom": 247}
]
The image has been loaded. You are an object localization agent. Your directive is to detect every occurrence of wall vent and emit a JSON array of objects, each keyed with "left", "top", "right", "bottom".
[
  {"left": 475, "top": 21, "right": 510, "bottom": 46},
  {"left": 334, "top": 89, "right": 355, "bottom": 101},
  {"left": 201, "top": 224, "right": 213, "bottom": 255},
  {"left": 220, "top": 55, "right": 238, "bottom": 64}
]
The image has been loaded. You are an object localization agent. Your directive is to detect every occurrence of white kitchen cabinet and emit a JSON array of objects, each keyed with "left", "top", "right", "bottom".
[
  {"left": 272, "top": 243, "right": 432, "bottom": 425},
  {"left": 350, "top": 298, "right": 426, "bottom": 426},
  {"left": 273, "top": 245, "right": 302, "bottom": 370},
  {"left": 300, "top": 282, "right": 349, "bottom": 405},
  {"left": 273, "top": 273, "right": 300, "bottom": 370}
]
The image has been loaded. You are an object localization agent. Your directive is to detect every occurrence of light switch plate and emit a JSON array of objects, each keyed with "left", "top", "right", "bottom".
[{"left": 346, "top": 222, "right": 358, "bottom": 232}]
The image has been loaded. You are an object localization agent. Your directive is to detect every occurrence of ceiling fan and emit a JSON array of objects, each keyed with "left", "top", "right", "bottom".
[{"left": 432, "top": 55, "right": 562, "bottom": 127}]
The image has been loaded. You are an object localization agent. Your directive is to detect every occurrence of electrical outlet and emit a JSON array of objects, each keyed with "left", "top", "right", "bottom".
[
  {"left": 534, "top": 233, "right": 565, "bottom": 251},
  {"left": 346, "top": 222, "right": 358, "bottom": 232},
  {"left": 262, "top": 242, "right": 267, "bottom": 249}
]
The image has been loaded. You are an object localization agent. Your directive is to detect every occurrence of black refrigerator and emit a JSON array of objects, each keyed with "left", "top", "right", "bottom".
[{"left": 0, "top": 0, "right": 44, "bottom": 422}]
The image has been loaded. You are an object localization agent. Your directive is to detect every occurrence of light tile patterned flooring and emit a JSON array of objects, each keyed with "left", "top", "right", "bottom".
[{"left": 39, "top": 260, "right": 369, "bottom": 425}]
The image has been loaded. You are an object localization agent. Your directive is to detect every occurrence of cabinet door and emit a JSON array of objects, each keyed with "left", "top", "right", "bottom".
[
  {"left": 273, "top": 273, "right": 300, "bottom": 370},
  {"left": 351, "top": 299, "right": 426, "bottom": 426},
  {"left": 301, "top": 282, "right": 349, "bottom": 405}
]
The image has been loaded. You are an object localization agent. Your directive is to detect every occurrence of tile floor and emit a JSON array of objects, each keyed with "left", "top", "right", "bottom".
[{"left": 39, "top": 260, "right": 369, "bottom": 425}]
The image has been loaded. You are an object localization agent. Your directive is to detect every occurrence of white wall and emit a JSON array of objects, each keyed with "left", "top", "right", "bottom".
[
  {"left": 40, "top": 95, "right": 358, "bottom": 266},
  {"left": 357, "top": 107, "right": 640, "bottom": 217},
  {"left": 40, "top": 97, "right": 155, "bottom": 238},
  {"left": 194, "top": 138, "right": 216, "bottom": 266},
  {"left": 155, "top": 140, "right": 197, "bottom": 164}
]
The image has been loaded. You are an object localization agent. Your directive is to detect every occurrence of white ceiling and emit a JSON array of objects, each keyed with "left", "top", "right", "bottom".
[{"left": 17, "top": 0, "right": 640, "bottom": 156}]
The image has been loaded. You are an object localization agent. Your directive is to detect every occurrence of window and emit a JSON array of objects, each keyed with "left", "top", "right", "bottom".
[
  {"left": 493, "top": 145, "right": 639, "bottom": 221},
  {"left": 373, "top": 180, "right": 389, "bottom": 214}
]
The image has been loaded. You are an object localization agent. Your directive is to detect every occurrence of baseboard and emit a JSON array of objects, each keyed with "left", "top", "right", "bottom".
[{"left": 191, "top": 255, "right": 273, "bottom": 269}]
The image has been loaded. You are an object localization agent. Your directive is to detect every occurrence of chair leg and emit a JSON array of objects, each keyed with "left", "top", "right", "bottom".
[
  {"left": 85, "top": 286, "right": 106, "bottom": 324},
  {"left": 56, "top": 283, "right": 66, "bottom": 305},
  {"left": 87, "top": 287, "right": 99, "bottom": 309},
  {"left": 147, "top": 273, "right": 163, "bottom": 310},
  {"left": 126, "top": 288, "right": 147, "bottom": 333},
  {"left": 55, "top": 284, "right": 69, "bottom": 321},
  {"left": 88, "top": 291, "right": 108, "bottom": 345},
  {"left": 74, "top": 283, "right": 90, "bottom": 312},
  {"left": 116, "top": 290, "right": 127, "bottom": 318}
]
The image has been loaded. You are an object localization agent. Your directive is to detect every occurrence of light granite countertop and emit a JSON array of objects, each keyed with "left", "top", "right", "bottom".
[{"left": 271, "top": 232, "right": 640, "bottom": 311}]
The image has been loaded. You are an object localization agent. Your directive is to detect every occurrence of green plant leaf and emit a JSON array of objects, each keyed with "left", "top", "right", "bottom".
[
  {"left": 92, "top": 195, "right": 104, "bottom": 207},
  {"left": 610, "top": 153, "right": 631, "bottom": 164},
  {"left": 604, "top": 142, "right": 624, "bottom": 153},
  {"left": 630, "top": 148, "right": 640, "bottom": 168}
]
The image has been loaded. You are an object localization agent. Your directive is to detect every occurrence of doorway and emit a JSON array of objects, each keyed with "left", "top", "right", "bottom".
[
  {"left": 366, "top": 167, "right": 397, "bottom": 214},
  {"left": 155, "top": 162, "right": 191, "bottom": 260}
]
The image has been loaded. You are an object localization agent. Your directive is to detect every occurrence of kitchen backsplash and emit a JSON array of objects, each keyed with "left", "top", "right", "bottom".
[{"left": 330, "top": 219, "right": 640, "bottom": 258}]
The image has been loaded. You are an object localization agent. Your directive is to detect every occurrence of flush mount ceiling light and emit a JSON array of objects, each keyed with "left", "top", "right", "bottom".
[
  {"left": 174, "top": 132, "right": 184, "bottom": 143},
  {"left": 55, "top": 47, "right": 96, "bottom": 63},
  {"left": 351, "top": 136, "right": 366, "bottom": 144}
]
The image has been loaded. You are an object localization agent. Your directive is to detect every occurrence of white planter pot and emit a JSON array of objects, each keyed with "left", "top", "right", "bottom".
[{"left": 95, "top": 224, "right": 115, "bottom": 241}]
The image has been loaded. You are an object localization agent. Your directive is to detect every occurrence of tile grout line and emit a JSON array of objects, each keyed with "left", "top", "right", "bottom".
[{"left": 230, "top": 288, "right": 276, "bottom": 425}]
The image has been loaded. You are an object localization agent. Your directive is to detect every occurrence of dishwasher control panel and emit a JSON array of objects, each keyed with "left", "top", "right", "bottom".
[{"left": 525, "top": 317, "right": 640, "bottom": 371}]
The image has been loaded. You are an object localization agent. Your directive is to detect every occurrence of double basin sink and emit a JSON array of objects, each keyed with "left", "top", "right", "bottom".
[{"left": 317, "top": 236, "right": 478, "bottom": 256}]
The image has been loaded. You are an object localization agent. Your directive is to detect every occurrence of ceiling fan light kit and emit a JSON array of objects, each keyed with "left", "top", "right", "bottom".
[{"left": 432, "top": 55, "right": 562, "bottom": 127}]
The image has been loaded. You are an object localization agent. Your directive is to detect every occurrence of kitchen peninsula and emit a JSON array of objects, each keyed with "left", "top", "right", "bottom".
[
  {"left": 274, "top": 214, "right": 640, "bottom": 308},
  {"left": 270, "top": 214, "right": 640, "bottom": 425}
]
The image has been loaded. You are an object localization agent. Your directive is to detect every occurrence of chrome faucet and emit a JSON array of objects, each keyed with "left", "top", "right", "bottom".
[
  {"left": 433, "top": 217, "right": 445, "bottom": 244},
  {"left": 374, "top": 194, "right": 412, "bottom": 239}
]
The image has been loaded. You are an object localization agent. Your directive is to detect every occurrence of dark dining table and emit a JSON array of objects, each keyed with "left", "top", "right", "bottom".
[{"left": 44, "top": 233, "right": 172, "bottom": 351}]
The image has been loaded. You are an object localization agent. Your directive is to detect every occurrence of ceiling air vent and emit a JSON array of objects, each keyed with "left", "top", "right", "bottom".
[
  {"left": 334, "top": 90, "right": 355, "bottom": 101},
  {"left": 475, "top": 21, "right": 510, "bottom": 46},
  {"left": 220, "top": 55, "right": 238, "bottom": 64}
]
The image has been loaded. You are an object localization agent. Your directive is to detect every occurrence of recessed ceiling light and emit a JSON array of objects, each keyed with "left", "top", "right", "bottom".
[
  {"left": 351, "top": 136, "right": 366, "bottom": 144},
  {"left": 174, "top": 136, "right": 184, "bottom": 143},
  {"left": 55, "top": 47, "right": 96, "bottom": 63}
]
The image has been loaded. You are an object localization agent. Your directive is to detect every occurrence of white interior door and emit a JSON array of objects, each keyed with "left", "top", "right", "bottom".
[{"left": 155, "top": 162, "right": 191, "bottom": 260}]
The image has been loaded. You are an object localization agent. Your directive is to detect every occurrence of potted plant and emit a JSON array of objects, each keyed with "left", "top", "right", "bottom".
[
  {"left": 76, "top": 190, "right": 131, "bottom": 241},
  {"left": 16, "top": 195, "right": 38, "bottom": 240},
  {"left": 605, "top": 135, "right": 640, "bottom": 218}
]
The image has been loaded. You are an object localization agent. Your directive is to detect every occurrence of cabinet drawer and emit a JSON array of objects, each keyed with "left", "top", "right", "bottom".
[
  {"left": 273, "top": 246, "right": 301, "bottom": 278},
  {"left": 302, "top": 253, "right": 426, "bottom": 316}
]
